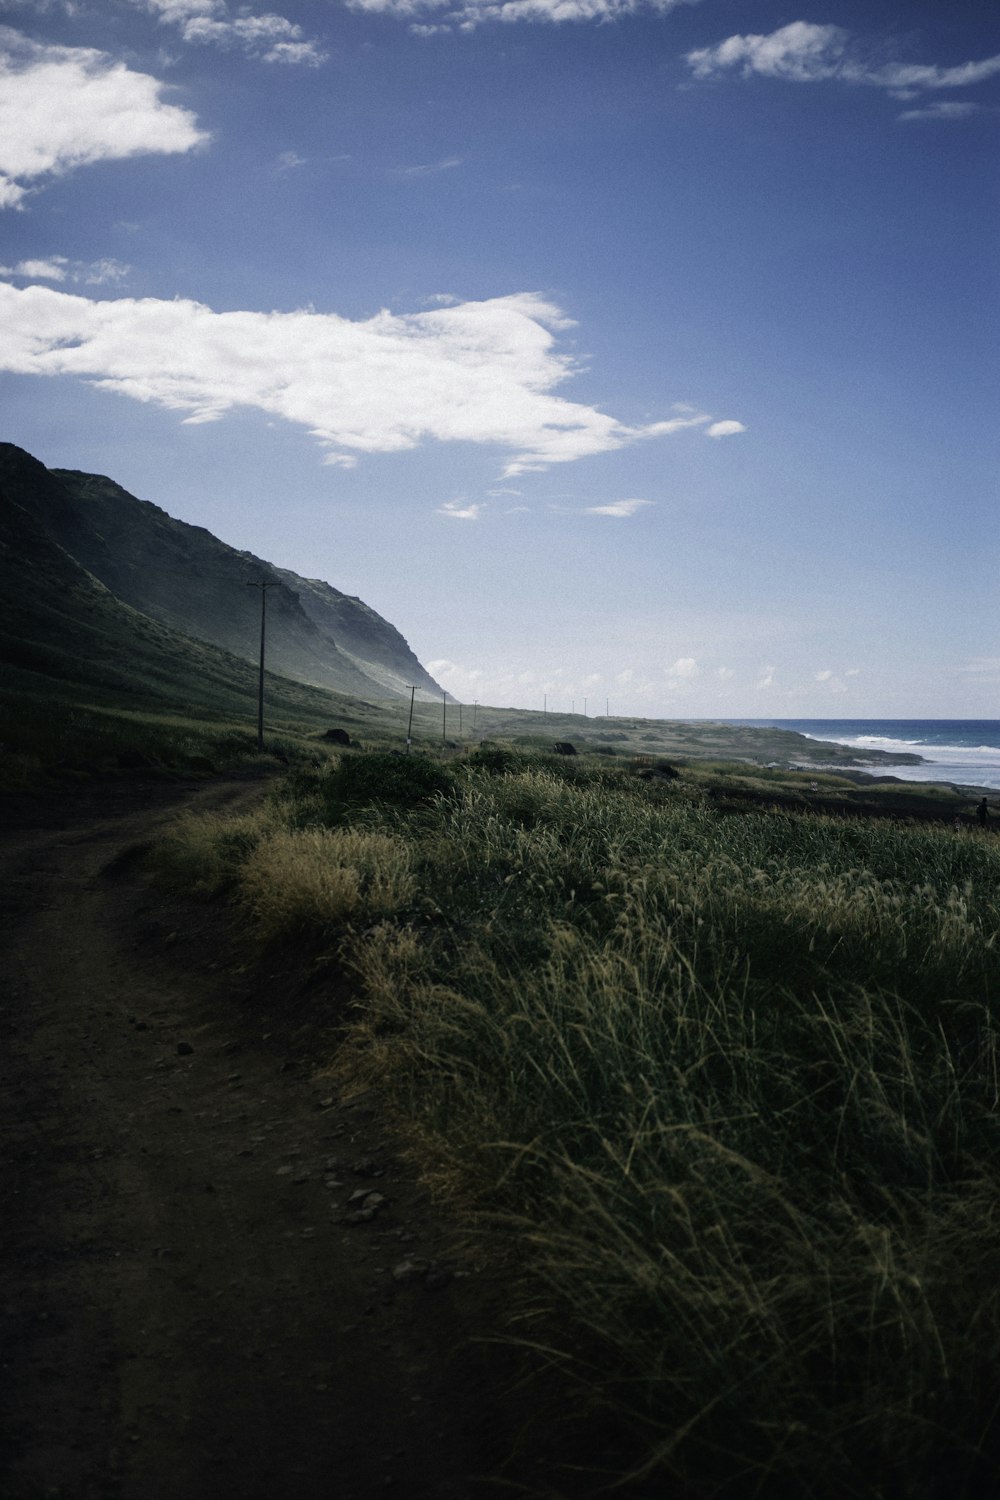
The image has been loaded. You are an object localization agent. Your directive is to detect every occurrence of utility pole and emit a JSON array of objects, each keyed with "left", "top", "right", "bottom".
[
  {"left": 543, "top": 693, "right": 547, "bottom": 716},
  {"left": 473, "top": 700, "right": 479, "bottom": 731},
  {"left": 246, "top": 575, "right": 276, "bottom": 751},
  {"left": 442, "top": 690, "right": 447, "bottom": 749},
  {"left": 406, "top": 686, "right": 415, "bottom": 754},
  {"left": 459, "top": 702, "right": 463, "bottom": 735},
  {"left": 606, "top": 698, "right": 609, "bottom": 718},
  {"left": 584, "top": 697, "right": 588, "bottom": 717}
]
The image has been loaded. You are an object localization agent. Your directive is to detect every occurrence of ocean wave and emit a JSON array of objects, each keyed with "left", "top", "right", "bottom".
[
  {"left": 800, "top": 732, "right": 1000, "bottom": 760},
  {"left": 856, "top": 742, "right": 1000, "bottom": 761}
]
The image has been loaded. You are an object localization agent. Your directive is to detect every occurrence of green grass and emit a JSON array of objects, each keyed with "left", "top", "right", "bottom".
[{"left": 160, "top": 747, "right": 1000, "bottom": 1497}]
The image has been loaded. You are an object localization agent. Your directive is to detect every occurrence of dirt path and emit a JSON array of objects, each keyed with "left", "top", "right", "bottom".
[{"left": 0, "top": 774, "right": 554, "bottom": 1500}]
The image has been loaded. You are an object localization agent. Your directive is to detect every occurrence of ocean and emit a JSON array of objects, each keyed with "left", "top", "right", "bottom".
[{"left": 727, "top": 720, "right": 1000, "bottom": 792}]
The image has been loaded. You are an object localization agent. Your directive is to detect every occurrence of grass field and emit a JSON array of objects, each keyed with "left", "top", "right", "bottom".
[{"left": 158, "top": 744, "right": 1000, "bottom": 1497}]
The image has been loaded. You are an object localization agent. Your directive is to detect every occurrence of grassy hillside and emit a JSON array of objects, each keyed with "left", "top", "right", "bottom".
[
  {"left": 47, "top": 461, "right": 443, "bottom": 702},
  {"left": 0, "top": 448, "right": 424, "bottom": 785},
  {"left": 162, "top": 745, "right": 1000, "bottom": 1497}
]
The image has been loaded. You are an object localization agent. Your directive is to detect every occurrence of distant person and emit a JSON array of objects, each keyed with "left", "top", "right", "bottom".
[{"left": 977, "top": 798, "right": 990, "bottom": 827}]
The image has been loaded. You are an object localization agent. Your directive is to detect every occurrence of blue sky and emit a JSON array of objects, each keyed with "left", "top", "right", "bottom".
[{"left": 1, "top": 0, "right": 997, "bottom": 717}]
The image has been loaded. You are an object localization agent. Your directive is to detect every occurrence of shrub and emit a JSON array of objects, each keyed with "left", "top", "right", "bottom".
[
  {"left": 322, "top": 750, "right": 454, "bottom": 813},
  {"left": 469, "top": 743, "right": 520, "bottom": 775}
]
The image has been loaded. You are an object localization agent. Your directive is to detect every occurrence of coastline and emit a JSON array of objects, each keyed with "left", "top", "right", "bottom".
[{"left": 725, "top": 719, "right": 1000, "bottom": 797}]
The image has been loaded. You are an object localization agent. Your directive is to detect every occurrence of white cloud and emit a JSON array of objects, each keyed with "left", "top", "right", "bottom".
[
  {"left": 0, "top": 284, "right": 724, "bottom": 474},
  {"left": 666, "top": 656, "right": 698, "bottom": 679},
  {"left": 80, "top": 258, "right": 131, "bottom": 285},
  {"left": 136, "top": 1, "right": 327, "bottom": 64},
  {"left": 1, "top": 255, "right": 68, "bottom": 280},
  {"left": 0, "top": 28, "right": 207, "bottom": 208},
  {"left": 878, "top": 56, "right": 1000, "bottom": 93},
  {"left": 898, "top": 100, "right": 982, "bottom": 123},
  {"left": 437, "top": 497, "right": 484, "bottom": 519},
  {"left": 756, "top": 664, "right": 776, "bottom": 690},
  {"left": 350, "top": 0, "right": 702, "bottom": 32},
  {"left": 705, "top": 419, "right": 746, "bottom": 439},
  {"left": 687, "top": 22, "right": 850, "bottom": 84},
  {"left": 426, "top": 657, "right": 484, "bottom": 683},
  {"left": 716, "top": 666, "right": 735, "bottom": 681},
  {"left": 584, "top": 497, "right": 653, "bottom": 517},
  {"left": 0, "top": 254, "right": 131, "bottom": 284},
  {"left": 392, "top": 157, "right": 463, "bottom": 177},
  {"left": 686, "top": 21, "right": 1000, "bottom": 111},
  {"left": 816, "top": 666, "right": 857, "bottom": 692}
]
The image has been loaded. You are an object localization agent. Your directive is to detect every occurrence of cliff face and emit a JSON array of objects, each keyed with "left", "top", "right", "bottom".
[{"left": 0, "top": 444, "right": 442, "bottom": 703}]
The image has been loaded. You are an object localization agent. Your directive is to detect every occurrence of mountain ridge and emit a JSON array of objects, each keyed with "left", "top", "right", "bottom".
[{"left": 0, "top": 442, "right": 444, "bottom": 706}]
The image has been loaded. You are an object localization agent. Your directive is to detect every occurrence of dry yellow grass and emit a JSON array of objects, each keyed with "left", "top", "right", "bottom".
[{"left": 239, "top": 826, "right": 416, "bottom": 938}]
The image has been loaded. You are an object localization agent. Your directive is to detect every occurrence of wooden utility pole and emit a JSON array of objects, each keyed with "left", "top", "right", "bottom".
[
  {"left": 442, "top": 691, "right": 447, "bottom": 749},
  {"left": 406, "top": 686, "right": 416, "bottom": 754},
  {"left": 246, "top": 576, "right": 276, "bottom": 751}
]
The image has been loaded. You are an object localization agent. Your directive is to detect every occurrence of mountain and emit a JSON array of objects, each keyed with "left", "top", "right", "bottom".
[
  {"left": 0, "top": 442, "right": 373, "bottom": 727},
  {"left": 0, "top": 443, "right": 444, "bottom": 706}
]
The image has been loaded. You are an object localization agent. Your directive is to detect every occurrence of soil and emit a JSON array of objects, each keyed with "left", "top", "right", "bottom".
[{"left": 0, "top": 771, "right": 602, "bottom": 1500}]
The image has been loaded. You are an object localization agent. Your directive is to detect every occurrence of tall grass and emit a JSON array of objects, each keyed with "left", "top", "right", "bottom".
[{"left": 164, "top": 755, "right": 1000, "bottom": 1495}]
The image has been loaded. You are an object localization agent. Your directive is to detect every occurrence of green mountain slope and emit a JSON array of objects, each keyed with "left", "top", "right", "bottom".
[
  {"left": 0, "top": 443, "right": 373, "bottom": 728},
  {"left": 43, "top": 464, "right": 443, "bottom": 703}
]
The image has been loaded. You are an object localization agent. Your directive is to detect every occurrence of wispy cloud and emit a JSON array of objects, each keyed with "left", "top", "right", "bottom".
[
  {"left": 0, "top": 254, "right": 131, "bottom": 284},
  {"left": 391, "top": 157, "right": 463, "bottom": 178},
  {"left": 705, "top": 419, "right": 746, "bottom": 438},
  {"left": 352, "top": 0, "right": 702, "bottom": 33},
  {"left": 898, "top": 100, "right": 983, "bottom": 124},
  {"left": 0, "top": 284, "right": 726, "bottom": 474},
  {"left": 816, "top": 666, "right": 858, "bottom": 692},
  {"left": 686, "top": 21, "right": 1000, "bottom": 118},
  {"left": 0, "top": 28, "right": 207, "bottom": 209},
  {"left": 134, "top": 1, "right": 327, "bottom": 65},
  {"left": 584, "top": 497, "right": 653, "bottom": 517},
  {"left": 437, "top": 497, "right": 484, "bottom": 519}
]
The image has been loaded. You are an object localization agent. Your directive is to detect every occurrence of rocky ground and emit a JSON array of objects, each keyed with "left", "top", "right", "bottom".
[{"left": 0, "top": 772, "right": 609, "bottom": 1500}]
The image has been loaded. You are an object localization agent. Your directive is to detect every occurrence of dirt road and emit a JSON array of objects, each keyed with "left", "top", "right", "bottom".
[{"left": 0, "top": 774, "right": 552, "bottom": 1500}]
